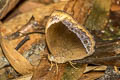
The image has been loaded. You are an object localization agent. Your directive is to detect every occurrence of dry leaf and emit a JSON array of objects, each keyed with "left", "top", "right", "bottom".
[
  {"left": 32, "top": 57, "right": 65, "bottom": 80},
  {"left": 0, "top": 0, "right": 19, "bottom": 19},
  {"left": 12, "top": 74, "right": 32, "bottom": 80},
  {"left": 84, "top": 66, "right": 106, "bottom": 73},
  {"left": 61, "top": 64, "right": 86, "bottom": 80},
  {"left": 0, "top": 36, "right": 33, "bottom": 74},
  {"left": 0, "top": 0, "right": 67, "bottom": 75},
  {"left": 79, "top": 72, "right": 104, "bottom": 80}
]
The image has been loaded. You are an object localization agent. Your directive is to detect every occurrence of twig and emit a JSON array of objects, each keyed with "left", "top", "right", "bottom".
[{"left": 15, "top": 36, "right": 30, "bottom": 50}]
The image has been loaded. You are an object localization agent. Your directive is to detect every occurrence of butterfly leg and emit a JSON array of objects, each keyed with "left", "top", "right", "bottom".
[{"left": 69, "top": 61, "right": 78, "bottom": 69}]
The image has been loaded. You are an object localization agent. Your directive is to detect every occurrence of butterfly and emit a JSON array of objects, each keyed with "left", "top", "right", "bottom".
[{"left": 45, "top": 10, "right": 95, "bottom": 63}]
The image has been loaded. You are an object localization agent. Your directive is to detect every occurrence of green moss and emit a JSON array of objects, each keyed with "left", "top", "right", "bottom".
[{"left": 85, "top": 0, "right": 111, "bottom": 31}]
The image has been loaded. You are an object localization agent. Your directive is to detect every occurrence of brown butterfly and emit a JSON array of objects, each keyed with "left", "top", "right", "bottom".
[{"left": 46, "top": 10, "right": 95, "bottom": 63}]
